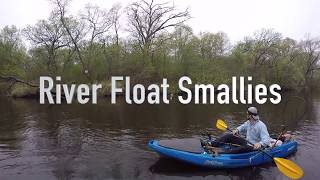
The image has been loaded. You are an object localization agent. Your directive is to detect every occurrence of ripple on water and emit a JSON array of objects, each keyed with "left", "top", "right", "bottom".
[{"left": 0, "top": 94, "right": 320, "bottom": 179}]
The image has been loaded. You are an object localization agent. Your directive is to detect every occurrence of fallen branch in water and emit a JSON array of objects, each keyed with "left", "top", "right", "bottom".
[
  {"left": 0, "top": 75, "right": 38, "bottom": 96},
  {"left": 0, "top": 75, "right": 38, "bottom": 87}
]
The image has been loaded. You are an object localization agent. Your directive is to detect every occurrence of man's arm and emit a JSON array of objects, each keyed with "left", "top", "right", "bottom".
[{"left": 236, "top": 121, "right": 249, "bottom": 134}]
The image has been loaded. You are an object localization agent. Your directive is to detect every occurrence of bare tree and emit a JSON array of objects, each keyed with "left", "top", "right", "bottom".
[
  {"left": 80, "top": 4, "right": 113, "bottom": 45},
  {"left": 24, "top": 14, "right": 69, "bottom": 73},
  {"left": 109, "top": 3, "right": 122, "bottom": 46},
  {"left": 50, "top": 0, "right": 90, "bottom": 80},
  {"left": 127, "top": 0, "right": 191, "bottom": 56}
]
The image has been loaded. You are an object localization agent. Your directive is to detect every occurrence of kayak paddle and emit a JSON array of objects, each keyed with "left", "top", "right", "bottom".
[{"left": 215, "top": 119, "right": 304, "bottom": 179}]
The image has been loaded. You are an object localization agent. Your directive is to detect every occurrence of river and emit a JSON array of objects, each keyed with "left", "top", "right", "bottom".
[{"left": 0, "top": 91, "right": 319, "bottom": 180}]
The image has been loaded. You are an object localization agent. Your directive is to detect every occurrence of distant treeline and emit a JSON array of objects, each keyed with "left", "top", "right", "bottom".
[{"left": 0, "top": 0, "right": 319, "bottom": 97}]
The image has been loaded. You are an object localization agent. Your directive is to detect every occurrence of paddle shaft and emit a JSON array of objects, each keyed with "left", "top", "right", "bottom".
[
  {"left": 216, "top": 141, "right": 244, "bottom": 147},
  {"left": 271, "top": 126, "right": 287, "bottom": 148}
]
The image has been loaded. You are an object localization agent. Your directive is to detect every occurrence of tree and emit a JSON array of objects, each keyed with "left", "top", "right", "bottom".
[
  {"left": 51, "top": 0, "right": 123, "bottom": 81},
  {"left": 250, "top": 29, "right": 283, "bottom": 66},
  {"left": 127, "top": 0, "right": 191, "bottom": 56},
  {"left": 0, "top": 26, "right": 28, "bottom": 77},
  {"left": 80, "top": 4, "right": 114, "bottom": 45},
  {"left": 299, "top": 37, "right": 320, "bottom": 84},
  {"left": 0, "top": 26, "right": 22, "bottom": 51},
  {"left": 109, "top": 3, "right": 122, "bottom": 46},
  {"left": 170, "top": 25, "right": 195, "bottom": 62},
  {"left": 50, "top": 0, "right": 89, "bottom": 80},
  {"left": 199, "top": 32, "right": 230, "bottom": 60},
  {"left": 24, "top": 14, "right": 69, "bottom": 74}
]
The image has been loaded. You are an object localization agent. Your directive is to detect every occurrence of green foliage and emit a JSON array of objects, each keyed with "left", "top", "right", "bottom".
[
  {"left": 0, "top": 26, "right": 29, "bottom": 78},
  {"left": 0, "top": 3, "right": 319, "bottom": 96}
]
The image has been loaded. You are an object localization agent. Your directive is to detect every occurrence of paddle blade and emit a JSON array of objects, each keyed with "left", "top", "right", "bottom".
[
  {"left": 216, "top": 119, "right": 228, "bottom": 131},
  {"left": 274, "top": 157, "right": 304, "bottom": 179}
]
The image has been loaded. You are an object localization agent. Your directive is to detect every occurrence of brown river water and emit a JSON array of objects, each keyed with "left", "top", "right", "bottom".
[{"left": 0, "top": 91, "right": 319, "bottom": 180}]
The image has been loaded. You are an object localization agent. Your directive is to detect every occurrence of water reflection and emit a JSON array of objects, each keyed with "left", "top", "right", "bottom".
[{"left": 0, "top": 91, "right": 319, "bottom": 179}]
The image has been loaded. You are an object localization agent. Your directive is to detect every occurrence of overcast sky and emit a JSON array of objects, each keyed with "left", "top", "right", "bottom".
[{"left": 0, "top": 0, "right": 319, "bottom": 42}]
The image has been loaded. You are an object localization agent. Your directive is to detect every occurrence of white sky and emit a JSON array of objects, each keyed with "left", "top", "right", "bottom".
[{"left": 0, "top": 0, "right": 319, "bottom": 43}]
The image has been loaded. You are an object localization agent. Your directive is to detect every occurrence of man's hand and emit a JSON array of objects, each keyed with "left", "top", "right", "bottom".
[
  {"left": 253, "top": 143, "right": 262, "bottom": 149},
  {"left": 232, "top": 129, "right": 239, "bottom": 135}
]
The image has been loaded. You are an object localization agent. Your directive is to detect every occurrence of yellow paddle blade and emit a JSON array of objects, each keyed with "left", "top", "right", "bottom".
[
  {"left": 216, "top": 119, "right": 228, "bottom": 131},
  {"left": 274, "top": 157, "right": 304, "bottom": 179}
]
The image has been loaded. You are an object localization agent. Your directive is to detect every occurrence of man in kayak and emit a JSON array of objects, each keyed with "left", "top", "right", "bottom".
[{"left": 207, "top": 107, "right": 271, "bottom": 154}]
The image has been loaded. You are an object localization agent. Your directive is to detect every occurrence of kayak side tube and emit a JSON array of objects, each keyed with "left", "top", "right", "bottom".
[{"left": 148, "top": 140, "right": 298, "bottom": 169}]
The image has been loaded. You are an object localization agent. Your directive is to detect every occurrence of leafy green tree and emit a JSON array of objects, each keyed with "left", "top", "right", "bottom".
[
  {"left": 199, "top": 32, "right": 230, "bottom": 61},
  {"left": 0, "top": 26, "right": 28, "bottom": 77},
  {"left": 299, "top": 37, "right": 320, "bottom": 86}
]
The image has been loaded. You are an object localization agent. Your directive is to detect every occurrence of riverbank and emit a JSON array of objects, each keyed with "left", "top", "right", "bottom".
[{"left": 1, "top": 75, "right": 319, "bottom": 102}]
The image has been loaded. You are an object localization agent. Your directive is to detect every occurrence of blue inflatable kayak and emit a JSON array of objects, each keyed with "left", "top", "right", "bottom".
[{"left": 148, "top": 138, "right": 298, "bottom": 168}]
